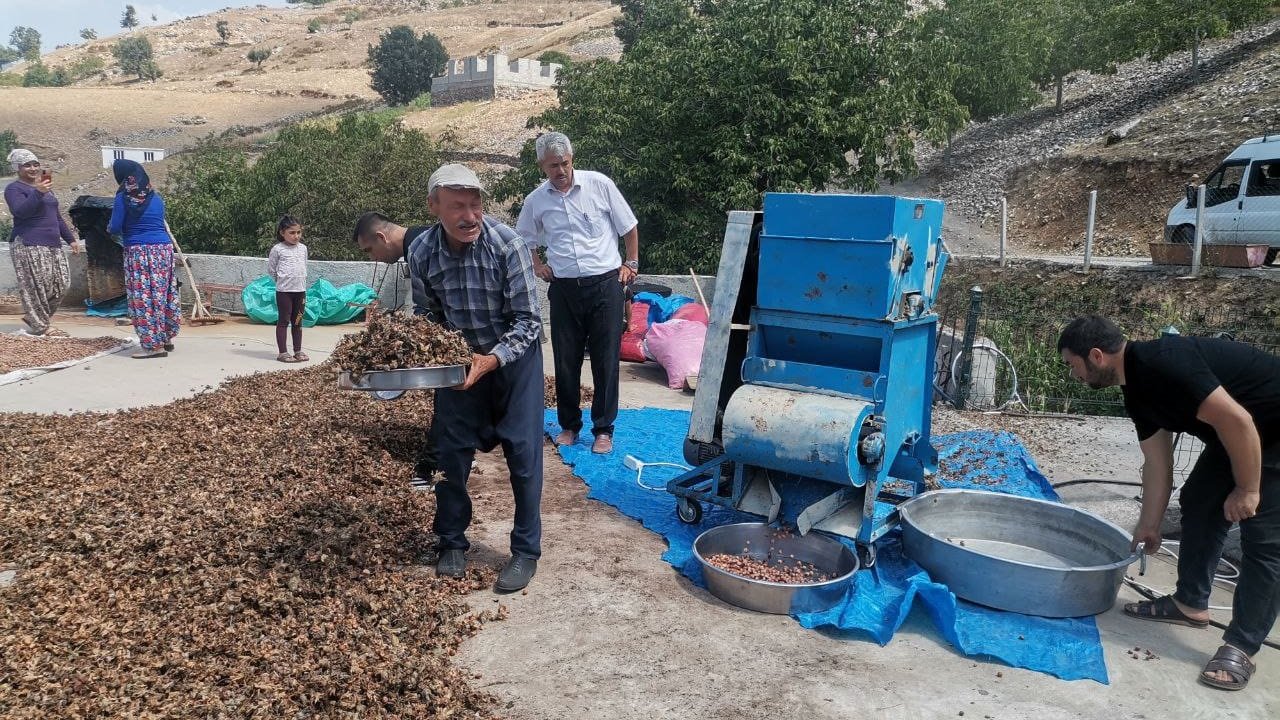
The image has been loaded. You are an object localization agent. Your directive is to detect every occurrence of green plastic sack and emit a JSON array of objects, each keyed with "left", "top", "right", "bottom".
[{"left": 242, "top": 276, "right": 378, "bottom": 327}]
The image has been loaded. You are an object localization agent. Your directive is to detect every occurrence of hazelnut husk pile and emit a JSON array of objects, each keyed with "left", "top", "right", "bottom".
[
  {"left": 0, "top": 366, "right": 505, "bottom": 718},
  {"left": 331, "top": 313, "right": 472, "bottom": 380},
  {"left": 0, "top": 334, "right": 128, "bottom": 374}
]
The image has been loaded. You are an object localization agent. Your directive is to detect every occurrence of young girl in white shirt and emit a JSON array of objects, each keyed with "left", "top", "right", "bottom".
[{"left": 267, "top": 215, "right": 309, "bottom": 363}]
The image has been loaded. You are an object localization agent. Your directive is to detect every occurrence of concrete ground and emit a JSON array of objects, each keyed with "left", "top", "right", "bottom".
[{"left": 2, "top": 312, "right": 1276, "bottom": 718}]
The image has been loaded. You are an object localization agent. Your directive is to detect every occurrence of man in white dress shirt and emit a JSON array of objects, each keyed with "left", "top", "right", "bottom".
[{"left": 516, "top": 132, "right": 639, "bottom": 455}]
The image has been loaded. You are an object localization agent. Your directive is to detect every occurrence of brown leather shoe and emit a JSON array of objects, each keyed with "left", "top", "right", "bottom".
[
  {"left": 555, "top": 429, "right": 577, "bottom": 446},
  {"left": 592, "top": 434, "right": 613, "bottom": 454}
]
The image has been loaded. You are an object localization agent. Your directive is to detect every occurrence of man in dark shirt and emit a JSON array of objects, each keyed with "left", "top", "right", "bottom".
[
  {"left": 353, "top": 165, "right": 545, "bottom": 593},
  {"left": 1058, "top": 315, "right": 1280, "bottom": 691},
  {"left": 351, "top": 211, "right": 435, "bottom": 490}
]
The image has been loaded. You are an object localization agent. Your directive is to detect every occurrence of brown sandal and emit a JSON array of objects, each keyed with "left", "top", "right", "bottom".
[
  {"left": 293, "top": 352, "right": 309, "bottom": 362},
  {"left": 277, "top": 353, "right": 298, "bottom": 363},
  {"left": 1122, "top": 595, "right": 1210, "bottom": 628},
  {"left": 1199, "top": 644, "right": 1255, "bottom": 691}
]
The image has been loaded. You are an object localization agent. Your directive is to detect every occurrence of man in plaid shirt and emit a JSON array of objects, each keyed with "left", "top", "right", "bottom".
[{"left": 353, "top": 164, "right": 545, "bottom": 593}]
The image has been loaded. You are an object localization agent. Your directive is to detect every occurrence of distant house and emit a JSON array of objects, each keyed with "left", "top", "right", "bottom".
[
  {"left": 100, "top": 146, "right": 165, "bottom": 169},
  {"left": 430, "top": 54, "right": 561, "bottom": 105}
]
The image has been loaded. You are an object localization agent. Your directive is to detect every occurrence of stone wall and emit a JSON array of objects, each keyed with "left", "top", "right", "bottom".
[{"left": 0, "top": 243, "right": 717, "bottom": 331}]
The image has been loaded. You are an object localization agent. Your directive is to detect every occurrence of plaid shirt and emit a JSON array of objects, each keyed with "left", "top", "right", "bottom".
[{"left": 408, "top": 215, "right": 541, "bottom": 366}]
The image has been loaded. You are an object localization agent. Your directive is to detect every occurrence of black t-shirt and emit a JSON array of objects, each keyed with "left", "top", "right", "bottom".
[
  {"left": 1122, "top": 336, "right": 1280, "bottom": 448},
  {"left": 404, "top": 225, "right": 431, "bottom": 262}
]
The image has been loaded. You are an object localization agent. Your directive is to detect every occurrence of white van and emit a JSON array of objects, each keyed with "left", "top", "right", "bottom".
[{"left": 1165, "top": 134, "right": 1280, "bottom": 263}]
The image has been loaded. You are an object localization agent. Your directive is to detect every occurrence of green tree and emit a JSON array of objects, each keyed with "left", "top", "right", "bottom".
[
  {"left": 112, "top": 36, "right": 160, "bottom": 80},
  {"left": 0, "top": 129, "right": 18, "bottom": 161},
  {"left": 1130, "top": 0, "right": 1270, "bottom": 79},
  {"left": 536, "top": 50, "right": 572, "bottom": 67},
  {"left": 216, "top": 20, "right": 230, "bottom": 43},
  {"left": 307, "top": 19, "right": 323, "bottom": 34},
  {"left": 10, "top": 26, "right": 41, "bottom": 61},
  {"left": 22, "top": 62, "right": 70, "bottom": 87},
  {"left": 367, "top": 26, "right": 448, "bottom": 106},
  {"left": 166, "top": 116, "right": 441, "bottom": 259},
  {"left": 1030, "top": 0, "right": 1139, "bottom": 112},
  {"left": 921, "top": 0, "right": 1042, "bottom": 121},
  {"left": 247, "top": 47, "right": 271, "bottom": 69},
  {"left": 611, "top": 0, "right": 694, "bottom": 52},
  {"left": 80, "top": 28, "right": 98, "bottom": 41},
  {"left": 121, "top": 5, "right": 139, "bottom": 31},
  {"left": 0, "top": 45, "right": 18, "bottom": 65},
  {"left": 499, "top": 0, "right": 962, "bottom": 273}
]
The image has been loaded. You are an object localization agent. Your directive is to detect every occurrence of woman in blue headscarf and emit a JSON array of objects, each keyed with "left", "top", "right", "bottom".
[{"left": 109, "top": 159, "right": 180, "bottom": 358}]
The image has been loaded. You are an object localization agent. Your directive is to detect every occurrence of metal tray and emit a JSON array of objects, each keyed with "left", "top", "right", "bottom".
[
  {"left": 338, "top": 365, "right": 467, "bottom": 392},
  {"left": 897, "top": 489, "right": 1140, "bottom": 617},
  {"left": 692, "top": 522, "right": 859, "bottom": 615}
]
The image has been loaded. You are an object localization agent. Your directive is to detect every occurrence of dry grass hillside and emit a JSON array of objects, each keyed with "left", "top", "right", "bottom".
[{"left": 0, "top": 0, "right": 619, "bottom": 209}]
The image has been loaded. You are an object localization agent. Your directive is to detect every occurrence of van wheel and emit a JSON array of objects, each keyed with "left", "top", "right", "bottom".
[
  {"left": 1266, "top": 249, "right": 1279, "bottom": 266},
  {"left": 1171, "top": 225, "right": 1195, "bottom": 244}
]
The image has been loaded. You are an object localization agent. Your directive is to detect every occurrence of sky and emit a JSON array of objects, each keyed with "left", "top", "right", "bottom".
[{"left": 2, "top": 1, "right": 292, "bottom": 52}]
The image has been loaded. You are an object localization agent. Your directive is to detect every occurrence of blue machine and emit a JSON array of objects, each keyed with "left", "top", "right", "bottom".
[{"left": 668, "top": 193, "right": 949, "bottom": 565}]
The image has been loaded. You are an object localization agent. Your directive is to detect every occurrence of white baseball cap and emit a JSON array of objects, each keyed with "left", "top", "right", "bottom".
[{"left": 427, "top": 163, "right": 484, "bottom": 194}]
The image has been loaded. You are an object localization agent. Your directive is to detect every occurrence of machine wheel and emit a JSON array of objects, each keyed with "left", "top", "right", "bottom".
[
  {"left": 1171, "top": 225, "right": 1195, "bottom": 244},
  {"left": 676, "top": 499, "right": 703, "bottom": 525},
  {"left": 857, "top": 543, "right": 877, "bottom": 569}
]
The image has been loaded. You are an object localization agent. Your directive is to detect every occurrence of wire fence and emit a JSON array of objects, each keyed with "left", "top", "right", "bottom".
[{"left": 935, "top": 287, "right": 1280, "bottom": 479}]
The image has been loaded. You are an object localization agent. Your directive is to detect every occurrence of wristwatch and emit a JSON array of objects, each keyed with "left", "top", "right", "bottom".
[{"left": 624, "top": 260, "right": 639, "bottom": 271}]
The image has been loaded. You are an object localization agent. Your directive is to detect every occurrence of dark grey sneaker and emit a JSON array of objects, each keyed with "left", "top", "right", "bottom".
[
  {"left": 495, "top": 554, "right": 538, "bottom": 592},
  {"left": 436, "top": 548, "right": 467, "bottom": 578}
]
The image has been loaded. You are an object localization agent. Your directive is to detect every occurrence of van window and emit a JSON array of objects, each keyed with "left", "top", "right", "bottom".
[
  {"left": 1246, "top": 159, "right": 1280, "bottom": 197},
  {"left": 1205, "top": 161, "right": 1248, "bottom": 206}
]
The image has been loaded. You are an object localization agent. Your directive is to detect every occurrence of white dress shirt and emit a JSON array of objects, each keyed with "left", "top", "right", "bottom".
[{"left": 515, "top": 169, "right": 638, "bottom": 279}]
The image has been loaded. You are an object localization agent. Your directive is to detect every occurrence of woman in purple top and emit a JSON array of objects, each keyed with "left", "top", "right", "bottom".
[
  {"left": 4, "top": 148, "right": 80, "bottom": 336},
  {"left": 108, "top": 159, "right": 180, "bottom": 358}
]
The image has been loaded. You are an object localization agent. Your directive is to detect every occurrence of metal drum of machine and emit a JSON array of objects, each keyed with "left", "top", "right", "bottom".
[{"left": 668, "top": 193, "right": 949, "bottom": 565}]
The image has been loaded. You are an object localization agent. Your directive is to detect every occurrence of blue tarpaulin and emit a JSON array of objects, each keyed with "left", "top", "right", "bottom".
[
  {"left": 631, "top": 292, "right": 696, "bottom": 325},
  {"left": 546, "top": 407, "right": 1109, "bottom": 683},
  {"left": 84, "top": 295, "right": 128, "bottom": 318}
]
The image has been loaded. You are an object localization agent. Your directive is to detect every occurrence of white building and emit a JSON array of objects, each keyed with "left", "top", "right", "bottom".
[
  {"left": 100, "top": 146, "right": 165, "bottom": 169},
  {"left": 430, "top": 54, "right": 561, "bottom": 105}
]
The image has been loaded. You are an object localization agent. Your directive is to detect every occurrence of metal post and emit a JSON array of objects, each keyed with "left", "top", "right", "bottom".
[
  {"left": 999, "top": 197, "right": 1007, "bottom": 268},
  {"left": 1083, "top": 189, "right": 1097, "bottom": 271},
  {"left": 1191, "top": 184, "right": 1206, "bottom": 276},
  {"left": 954, "top": 286, "right": 983, "bottom": 410}
]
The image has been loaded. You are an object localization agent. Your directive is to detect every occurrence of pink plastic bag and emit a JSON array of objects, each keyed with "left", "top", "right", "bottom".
[
  {"left": 671, "top": 303, "right": 709, "bottom": 325},
  {"left": 644, "top": 319, "right": 706, "bottom": 389}
]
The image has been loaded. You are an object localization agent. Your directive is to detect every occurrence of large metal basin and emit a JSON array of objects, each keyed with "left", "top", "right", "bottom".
[
  {"left": 692, "top": 523, "right": 858, "bottom": 615},
  {"left": 898, "top": 489, "right": 1140, "bottom": 617}
]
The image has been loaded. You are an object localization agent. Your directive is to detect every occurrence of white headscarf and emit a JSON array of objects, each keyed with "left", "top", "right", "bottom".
[{"left": 7, "top": 148, "right": 38, "bottom": 172}]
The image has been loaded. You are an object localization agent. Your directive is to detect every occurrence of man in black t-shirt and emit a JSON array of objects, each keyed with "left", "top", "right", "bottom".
[
  {"left": 351, "top": 212, "right": 436, "bottom": 490},
  {"left": 1059, "top": 315, "right": 1280, "bottom": 692}
]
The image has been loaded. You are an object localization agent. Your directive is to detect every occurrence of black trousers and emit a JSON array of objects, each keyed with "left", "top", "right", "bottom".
[
  {"left": 430, "top": 343, "right": 544, "bottom": 558},
  {"left": 1173, "top": 442, "right": 1280, "bottom": 656},
  {"left": 274, "top": 291, "right": 305, "bottom": 354},
  {"left": 549, "top": 271, "right": 624, "bottom": 437}
]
